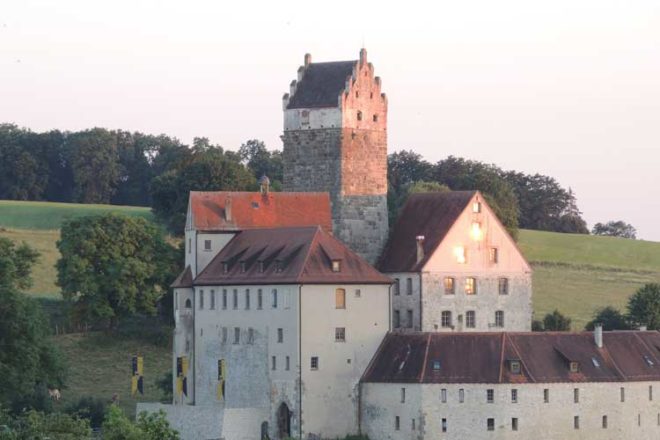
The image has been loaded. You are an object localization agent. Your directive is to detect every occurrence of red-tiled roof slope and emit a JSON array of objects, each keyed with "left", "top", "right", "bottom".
[
  {"left": 362, "top": 331, "right": 660, "bottom": 384},
  {"left": 188, "top": 191, "right": 332, "bottom": 232},
  {"left": 378, "top": 191, "right": 475, "bottom": 272},
  {"left": 171, "top": 266, "right": 193, "bottom": 289},
  {"left": 194, "top": 226, "right": 392, "bottom": 286}
]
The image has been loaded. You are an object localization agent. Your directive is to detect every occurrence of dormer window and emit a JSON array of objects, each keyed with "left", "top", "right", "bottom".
[
  {"left": 332, "top": 260, "right": 341, "bottom": 272},
  {"left": 432, "top": 360, "right": 441, "bottom": 371},
  {"left": 570, "top": 361, "right": 579, "bottom": 373},
  {"left": 258, "top": 260, "right": 265, "bottom": 273},
  {"left": 222, "top": 262, "right": 228, "bottom": 274},
  {"left": 592, "top": 357, "right": 601, "bottom": 368},
  {"left": 240, "top": 261, "right": 246, "bottom": 273},
  {"left": 275, "top": 260, "right": 283, "bottom": 273},
  {"left": 644, "top": 355, "right": 655, "bottom": 367},
  {"left": 509, "top": 360, "right": 522, "bottom": 375}
]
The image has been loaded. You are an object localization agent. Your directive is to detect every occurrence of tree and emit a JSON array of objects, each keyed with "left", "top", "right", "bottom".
[
  {"left": 627, "top": 284, "right": 660, "bottom": 330},
  {"left": 389, "top": 181, "right": 450, "bottom": 225},
  {"left": 102, "top": 406, "right": 179, "bottom": 440},
  {"left": 584, "top": 306, "right": 631, "bottom": 331},
  {"left": 387, "top": 150, "right": 433, "bottom": 190},
  {"left": 0, "top": 409, "right": 91, "bottom": 439},
  {"left": 56, "top": 214, "right": 179, "bottom": 327},
  {"left": 0, "top": 238, "right": 65, "bottom": 411},
  {"left": 238, "top": 139, "right": 283, "bottom": 186},
  {"left": 542, "top": 310, "right": 572, "bottom": 331},
  {"left": 592, "top": 221, "right": 637, "bottom": 239},
  {"left": 151, "top": 146, "right": 255, "bottom": 233}
]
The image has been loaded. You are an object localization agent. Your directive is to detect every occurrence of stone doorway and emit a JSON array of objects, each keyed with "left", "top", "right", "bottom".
[{"left": 277, "top": 403, "right": 291, "bottom": 439}]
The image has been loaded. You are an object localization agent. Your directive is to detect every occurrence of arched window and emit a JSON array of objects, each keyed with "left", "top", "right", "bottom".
[
  {"left": 185, "top": 298, "right": 192, "bottom": 309},
  {"left": 335, "top": 288, "right": 346, "bottom": 309}
]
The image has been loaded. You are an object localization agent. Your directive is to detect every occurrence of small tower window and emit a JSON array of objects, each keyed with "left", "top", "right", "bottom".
[
  {"left": 185, "top": 298, "right": 192, "bottom": 309},
  {"left": 355, "top": 91, "right": 359, "bottom": 98},
  {"left": 357, "top": 111, "right": 363, "bottom": 121},
  {"left": 373, "top": 114, "right": 378, "bottom": 122}
]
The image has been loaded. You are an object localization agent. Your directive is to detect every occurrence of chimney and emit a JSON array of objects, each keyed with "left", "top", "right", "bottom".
[
  {"left": 304, "top": 53, "right": 312, "bottom": 67},
  {"left": 416, "top": 235, "right": 425, "bottom": 264},
  {"left": 259, "top": 175, "right": 271, "bottom": 195},
  {"left": 594, "top": 324, "right": 603, "bottom": 348},
  {"left": 225, "top": 197, "right": 232, "bottom": 222},
  {"left": 359, "top": 48, "right": 367, "bottom": 66}
]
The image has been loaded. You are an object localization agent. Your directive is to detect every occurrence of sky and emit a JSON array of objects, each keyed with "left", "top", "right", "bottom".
[{"left": 1, "top": 0, "right": 659, "bottom": 241}]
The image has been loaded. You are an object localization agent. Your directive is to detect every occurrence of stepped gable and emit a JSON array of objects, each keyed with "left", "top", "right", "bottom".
[
  {"left": 194, "top": 226, "right": 392, "bottom": 286},
  {"left": 171, "top": 265, "right": 193, "bottom": 288},
  {"left": 378, "top": 191, "right": 476, "bottom": 272},
  {"left": 286, "top": 61, "right": 357, "bottom": 109},
  {"left": 188, "top": 191, "right": 332, "bottom": 232},
  {"left": 362, "top": 331, "right": 660, "bottom": 384}
]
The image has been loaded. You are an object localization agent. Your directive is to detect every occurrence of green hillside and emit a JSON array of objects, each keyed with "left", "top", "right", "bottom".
[{"left": 0, "top": 200, "right": 152, "bottom": 230}]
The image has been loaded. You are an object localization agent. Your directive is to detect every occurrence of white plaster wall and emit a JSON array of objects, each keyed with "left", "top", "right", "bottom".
[
  {"left": 284, "top": 108, "right": 342, "bottom": 131},
  {"left": 362, "top": 381, "right": 660, "bottom": 440},
  {"left": 184, "top": 230, "right": 196, "bottom": 275},
  {"left": 195, "top": 232, "right": 235, "bottom": 276},
  {"left": 390, "top": 273, "right": 422, "bottom": 331},
  {"left": 300, "top": 283, "right": 390, "bottom": 439},
  {"left": 173, "top": 287, "right": 195, "bottom": 404}
]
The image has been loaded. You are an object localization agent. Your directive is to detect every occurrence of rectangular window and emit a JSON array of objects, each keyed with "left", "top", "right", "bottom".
[
  {"left": 199, "top": 289, "right": 204, "bottom": 309},
  {"left": 245, "top": 289, "right": 250, "bottom": 310},
  {"left": 355, "top": 289, "right": 361, "bottom": 298},
  {"left": 459, "top": 388, "right": 465, "bottom": 403},
  {"left": 232, "top": 289, "right": 238, "bottom": 309},
  {"left": 574, "top": 416, "right": 580, "bottom": 430},
  {"left": 394, "top": 310, "right": 401, "bottom": 328},
  {"left": 574, "top": 388, "right": 579, "bottom": 403},
  {"left": 222, "top": 289, "right": 227, "bottom": 309},
  {"left": 335, "top": 288, "right": 346, "bottom": 309},
  {"left": 473, "top": 201, "right": 481, "bottom": 213},
  {"left": 257, "top": 289, "right": 263, "bottom": 309},
  {"left": 510, "top": 360, "right": 521, "bottom": 374},
  {"left": 395, "top": 416, "right": 400, "bottom": 431},
  {"left": 511, "top": 389, "right": 518, "bottom": 403},
  {"left": 406, "top": 278, "right": 413, "bottom": 295},
  {"left": 650, "top": 385, "right": 654, "bottom": 401},
  {"left": 441, "top": 388, "right": 447, "bottom": 403},
  {"left": 544, "top": 388, "right": 549, "bottom": 403},
  {"left": 188, "top": 238, "right": 191, "bottom": 253},
  {"left": 487, "top": 389, "right": 494, "bottom": 403},
  {"left": 442, "top": 418, "right": 447, "bottom": 432},
  {"left": 455, "top": 246, "right": 467, "bottom": 264},
  {"left": 620, "top": 387, "right": 625, "bottom": 402},
  {"left": 272, "top": 289, "right": 278, "bottom": 308},
  {"left": 233, "top": 327, "right": 240, "bottom": 344},
  {"left": 210, "top": 289, "right": 216, "bottom": 309},
  {"left": 490, "top": 247, "right": 498, "bottom": 263},
  {"left": 394, "top": 278, "right": 400, "bottom": 296},
  {"left": 466, "top": 311, "right": 476, "bottom": 328},
  {"left": 444, "top": 277, "right": 455, "bottom": 295},
  {"left": 602, "top": 415, "right": 608, "bottom": 429},
  {"left": 487, "top": 418, "right": 494, "bottom": 431},
  {"left": 495, "top": 311, "right": 504, "bottom": 328},
  {"left": 335, "top": 327, "right": 346, "bottom": 342},
  {"left": 411, "top": 418, "right": 415, "bottom": 431},
  {"left": 285, "top": 356, "right": 290, "bottom": 371},
  {"left": 512, "top": 418, "right": 518, "bottom": 431},
  {"left": 441, "top": 311, "right": 452, "bottom": 328},
  {"left": 498, "top": 278, "right": 509, "bottom": 295},
  {"left": 271, "top": 356, "right": 276, "bottom": 371},
  {"left": 407, "top": 310, "right": 413, "bottom": 328},
  {"left": 204, "top": 239, "right": 211, "bottom": 251},
  {"left": 247, "top": 327, "right": 254, "bottom": 344},
  {"left": 222, "top": 327, "right": 227, "bottom": 343},
  {"left": 277, "top": 328, "right": 283, "bottom": 343},
  {"left": 401, "top": 387, "right": 406, "bottom": 403},
  {"left": 465, "top": 277, "right": 476, "bottom": 295},
  {"left": 311, "top": 356, "right": 319, "bottom": 370}
]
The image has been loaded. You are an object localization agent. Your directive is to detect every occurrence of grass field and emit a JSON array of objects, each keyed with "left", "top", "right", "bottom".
[{"left": 0, "top": 200, "right": 152, "bottom": 230}]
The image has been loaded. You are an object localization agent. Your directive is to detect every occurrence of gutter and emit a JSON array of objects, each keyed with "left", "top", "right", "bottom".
[{"left": 298, "top": 284, "right": 303, "bottom": 440}]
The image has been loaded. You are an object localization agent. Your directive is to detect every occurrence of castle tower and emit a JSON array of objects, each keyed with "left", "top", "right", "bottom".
[{"left": 281, "top": 49, "right": 389, "bottom": 264}]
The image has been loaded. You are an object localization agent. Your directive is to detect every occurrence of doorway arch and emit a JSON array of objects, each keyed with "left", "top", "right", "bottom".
[
  {"left": 277, "top": 402, "right": 291, "bottom": 439},
  {"left": 260, "top": 421, "right": 269, "bottom": 439}
]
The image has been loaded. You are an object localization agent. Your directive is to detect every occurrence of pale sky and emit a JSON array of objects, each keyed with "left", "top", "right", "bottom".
[{"left": 1, "top": 0, "right": 659, "bottom": 240}]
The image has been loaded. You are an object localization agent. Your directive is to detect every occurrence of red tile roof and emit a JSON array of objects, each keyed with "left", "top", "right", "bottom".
[
  {"left": 378, "top": 191, "right": 476, "bottom": 272},
  {"left": 188, "top": 191, "right": 332, "bottom": 232},
  {"left": 362, "top": 331, "right": 660, "bottom": 384},
  {"left": 194, "top": 226, "right": 392, "bottom": 286}
]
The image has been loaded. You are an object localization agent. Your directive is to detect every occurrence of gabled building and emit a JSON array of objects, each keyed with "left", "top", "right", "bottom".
[
  {"left": 379, "top": 191, "right": 532, "bottom": 332},
  {"left": 166, "top": 226, "right": 392, "bottom": 440}
]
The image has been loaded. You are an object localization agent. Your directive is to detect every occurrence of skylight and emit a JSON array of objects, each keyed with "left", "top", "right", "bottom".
[
  {"left": 644, "top": 355, "right": 655, "bottom": 367},
  {"left": 591, "top": 357, "right": 601, "bottom": 368}
]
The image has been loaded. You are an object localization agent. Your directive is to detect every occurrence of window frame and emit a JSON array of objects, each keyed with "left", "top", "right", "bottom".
[
  {"left": 465, "top": 277, "right": 477, "bottom": 295},
  {"left": 444, "top": 277, "right": 455, "bottom": 295}
]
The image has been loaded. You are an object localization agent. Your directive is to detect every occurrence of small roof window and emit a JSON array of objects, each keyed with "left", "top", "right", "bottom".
[
  {"left": 275, "top": 259, "right": 283, "bottom": 273},
  {"left": 591, "top": 357, "right": 600, "bottom": 368},
  {"left": 432, "top": 360, "right": 441, "bottom": 371},
  {"left": 258, "top": 260, "right": 265, "bottom": 273},
  {"left": 569, "top": 361, "right": 579, "bottom": 373},
  {"left": 222, "top": 262, "right": 229, "bottom": 273},
  {"left": 332, "top": 260, "right": 341, "bottom": 272},
  {"left": 644, "top": 355, "right": 655, "bottom": 367},
  {"left": 509, "top": 360, "right": 522, "bottom": 375},
  {"left": 240, "top": 261, "right": 247, "bottom": 273}
]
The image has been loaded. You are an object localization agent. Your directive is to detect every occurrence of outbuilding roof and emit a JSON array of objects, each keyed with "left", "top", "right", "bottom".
[
  {"left": 194, "top": 226, "right": 392, "bottom": 286},
  {"left": 188, "top": 191, "right": 332, "bottom": 232},
  {"left": 171, "top": 265, "right": 193, "bottom": 289},
  {"left": 286, "top": 61, "right": 357, "bottom": 109},
  {"left": 362, "top": 331, "right": 660, "bottom": 384},
  {"left": 378, "top": 191, "right": 476, "bottom": 272}
]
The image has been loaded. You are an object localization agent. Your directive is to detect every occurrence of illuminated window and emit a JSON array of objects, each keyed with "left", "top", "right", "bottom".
[
  {"left": 473, "top": 202, "right": 481, "bottom": 213},
  {"left": 444, "top": 277, "right": 455, "bottom": 295},
  {"left": 332, "top": 260, "right": 341, "bottom": 272},
  {"left": 489, "top": 247, "right": 498, "bottom": 263},
  {"left": 470, "top": 222, "right": 483, "bottom": 241},
  {"left": 465, "top": 278, "right": 476, "bottom": 295},
  {"left": 336, "top": 288, "right": 346, "bottom": 309},
  {"left": 454, "top": 246, "right": 467, "bottom": 264}
]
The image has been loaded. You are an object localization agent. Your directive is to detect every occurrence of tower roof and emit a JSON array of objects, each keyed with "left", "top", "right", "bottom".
[{"left": 286, "top": 60, "right": 357, "bottom": 109}]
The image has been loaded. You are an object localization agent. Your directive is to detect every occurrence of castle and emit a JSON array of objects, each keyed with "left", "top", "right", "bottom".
[{"left": 138, "top": 50, "right": 660, "bottom": 440}]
